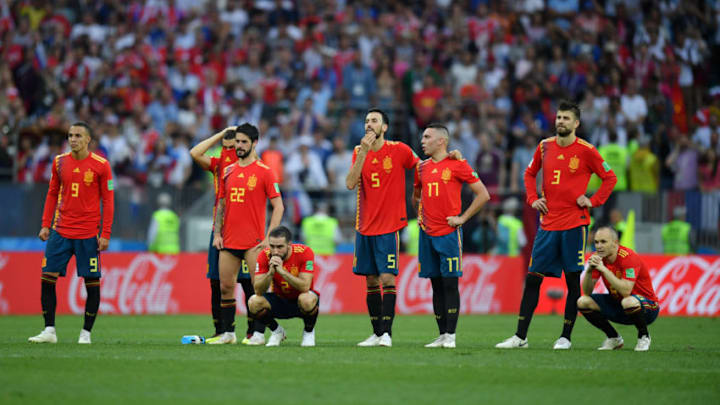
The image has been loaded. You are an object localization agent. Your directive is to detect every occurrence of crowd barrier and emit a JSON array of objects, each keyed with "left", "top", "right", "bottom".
[{"left": 0, "top": 253, "right": 717, "bottom": 316}]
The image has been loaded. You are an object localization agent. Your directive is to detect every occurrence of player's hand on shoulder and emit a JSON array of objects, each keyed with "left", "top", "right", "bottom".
[
  {"left": 576, "top": 195, "right": 592, "bottom": 208},
  {"left": 38, "top": 227, "right": 50, "bottom": 241},
  {"left": 97, "top": 237, "right": 110, "bottom": 252},
  {"left": 448, "top": 149, "right": 464, "bottom": 160},
  {"left": 531, "top": 198, "right": 548, "bottom": 214}
]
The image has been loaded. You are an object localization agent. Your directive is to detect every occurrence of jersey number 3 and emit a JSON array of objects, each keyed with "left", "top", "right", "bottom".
[{"left": 551, "top": 170, "right": 561, "bottom": 185}]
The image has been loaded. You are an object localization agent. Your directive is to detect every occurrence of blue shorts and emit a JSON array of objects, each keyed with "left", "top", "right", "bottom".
[
  {"left": 591, "top": 294, "right": 660, "bottom": 325},
  {"left": 352, "top": 231, "right": 399, "bottom": 276},
  {"left": 529, "top": 225, "right": 587, "bottom": 277},
  {"left": 207, "top": 231, "right": 251, "bottom": 281},
  {"left": 264, "top": 290, "right": 319, "bottom": 319},
  {"left": 42, "top": 230, "right": 101, "bottom": 278},
  {"left": 418, "top": 228, "right": 463, "bottom": 278}
]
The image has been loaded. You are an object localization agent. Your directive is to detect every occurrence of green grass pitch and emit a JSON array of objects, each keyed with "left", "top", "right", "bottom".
[{"left": 1, "top": 314, "right": 719, "bottom": 404}]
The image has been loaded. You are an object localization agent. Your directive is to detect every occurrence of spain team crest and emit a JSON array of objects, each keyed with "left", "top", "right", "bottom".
[
  {"left": 441, "top": 167, "right": 452, "bottom": 183},
  {"left": 569, "top": 155, "right": 579, "bottom": 173},
  {"left": 247, "top": 174, "right": 258, "bottom": 190},
  {"left": 83, "top": 169, "right": 94, "bottom": 186},
  {"left": 383, "top": 156, "right": 393, "bottom": 173}
]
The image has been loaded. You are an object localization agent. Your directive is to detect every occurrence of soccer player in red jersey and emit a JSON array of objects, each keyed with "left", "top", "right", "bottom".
[
  {"left": 578, "top": 227, "right": 659, "bottom": 351},
  {"left": 249, "top": 226, "right": 319, "bottom": 347},
  {"left": 189, "top": 127, "right": 240, "bottom": 338},
  {"left": 29, "top": 122, "right": 114, "bottom": 344},
  {"left": 497, "top": 100, "right": 617, "bottom": 350},
  {"left": 413, "top": 124, "right": 490, "bottom": 349},
  {"left": 346, "top": 108, "right": 419, "bottom": 347},
  {"left": 207, "top": 123, "right": 284, "bottom": 345}
]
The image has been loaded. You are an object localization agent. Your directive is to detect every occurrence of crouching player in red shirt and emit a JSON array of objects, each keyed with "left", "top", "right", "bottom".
[
  {"left": 248, "top": 226, "right": 319, "bottom": 347},
  {"left": 413, "top": 124, "right": 490, "bottom": 349},
  {"left": 30, "top": 122, "right": 114, "bottom": 344},
  {"left": 578, "top": 226, "right": 659, "bottom": 351}
]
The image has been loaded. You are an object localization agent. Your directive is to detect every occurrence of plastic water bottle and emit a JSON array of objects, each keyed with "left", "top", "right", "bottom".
[{"left": 181, "top": 335, "right": 205, "bottom": 344}]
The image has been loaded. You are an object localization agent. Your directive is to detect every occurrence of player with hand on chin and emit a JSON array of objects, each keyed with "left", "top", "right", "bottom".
[
  {"left": 248, "top": 226, "right": 319, "bottom": 347},
  {"left": 29, "top": 122, "right": 114, "bottom": 344},
  {"left": 578, "top": 226, "right": 659, "bottom": 351},
  {"left": 496, "top": 100, "right": 617, "bottom": 350},
  {"left": 207, "top": 123, "right": 284, "bottom": 345},
  {"left": 413, "top": 123, "right": 489, "bottom": 349}
]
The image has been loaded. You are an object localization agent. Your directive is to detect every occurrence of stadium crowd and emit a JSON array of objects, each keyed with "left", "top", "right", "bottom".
[{"left": 1, "top": 0, "right": 719, "bottom": 238}]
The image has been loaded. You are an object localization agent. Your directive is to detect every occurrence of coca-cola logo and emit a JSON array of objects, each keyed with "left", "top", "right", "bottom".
[
  {"left": 0, "top": 254, "right": 8, "bottom": 314},
  {"left": 68, "top": 254, "right": 178, "bottom": 314},
  {"left": 397, "top": 256, "right": 502, "bottom": 314},
  {"left": 651, "top": 256, "right": 720, "bottom": 316}
]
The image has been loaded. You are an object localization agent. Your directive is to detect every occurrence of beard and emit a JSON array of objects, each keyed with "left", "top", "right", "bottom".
[
  {"left": 556, "top": 126, "right": 572, "bottom": 137},
  {"left": 236, "top": 148, "right": 252, "bottom": 159}
]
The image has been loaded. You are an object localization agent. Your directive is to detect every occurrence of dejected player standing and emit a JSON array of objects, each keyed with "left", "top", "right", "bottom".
[
  {"left": 578, "top": 226, "right": 659, "bottom": 351},
  {"left": 346, "top": 108, "right": 419, "bottom": 347},
  {"left": 29, "top": 122, "right": 114, "bottom": 344},
  {"left": 189, "top": 127, "right": 248, "bottom": 339},
  {"left": 413, "top": 124, "right": 490, "bottom": 349},
  {"left": 207, "top": 123, "right": 284, "bottom": 345},
  {"left": 496, "top": 100, "right": 617, "bottom": 350},
  {"left": 249, "top": 226, "right": 319, "bottom": 347}
]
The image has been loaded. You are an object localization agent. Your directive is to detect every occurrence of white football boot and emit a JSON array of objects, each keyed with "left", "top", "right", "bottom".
[
  {"left": 266, "top": 326, "right": 286, "bottom": 347},
  {"left": 28, "top": 327, "right": 57, "bottom": 344},
  {"left": 598, "top": 336, "right": 624, "bottom": 350},
  {"left": 424, "top": 334, "right": 447, "bottom": 348},
  {"left": 301, "top": 329, "right": 315, "bottom": 347},
  {"left": 553, "top": 337, "right": 571, "bottom": 350},
  {"left": 78, "top": 329, "right": 92, "bottom": 344},
  {"left": 357, "top": 334, "right": 382, "bottom": 347},
  {"left": 495, "top": 335, "right": 528, "bottom": 349}
]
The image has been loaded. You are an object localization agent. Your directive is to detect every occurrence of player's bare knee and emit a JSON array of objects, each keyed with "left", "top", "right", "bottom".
[
  {"left": 577, "top": 295, "right": 594, "bottom": 309},
  {"left": 621, "top": 296, "right": 640, "bottom": 309},
  {"left": 366, "top": 275, "right": 380, "bottom": 287},
  {"left": 298, "top": 292, "right": 318, "bottom": 313},
  {"left": 379, "top": 273, "right": 395, "bottom": 287}
]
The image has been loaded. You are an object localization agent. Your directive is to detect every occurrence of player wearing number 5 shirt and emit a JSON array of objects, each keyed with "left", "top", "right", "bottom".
[
  {"left": 208, "top": 123, "right": 284, "bottom": 345},
  {"left": 412, "top": 124, "right": 489, "bottom": 349},
  {"left": 29, "top": 122, "right": 114, "bottom": 345},
  {"left": 496, "top": 100, "right": 617, "bottom": 350}
]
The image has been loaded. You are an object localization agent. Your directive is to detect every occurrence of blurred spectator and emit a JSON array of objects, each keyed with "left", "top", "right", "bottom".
[
  {"left": 147, "top": 192, "right": 180, "bottom": 255},
  {"left": 666, "top": 134, "right": 699, "bottom": 191},
  {"left": 629, "top": 136, "right": 660, "bottom": 193},
  {"left": 0, "top": 133, "right": 13, "bottom": 181},
  {"left": 475, "top": 133, "right": 505, "bottom": 198},
  {"left": 285, "top": 135, "right": 327, "bottom": 191},
  {"left": 326, "top": 136, "right": 354, "bottom": 217}
]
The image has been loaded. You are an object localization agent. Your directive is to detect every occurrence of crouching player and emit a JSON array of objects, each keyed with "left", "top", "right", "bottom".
[
  {"left": 578, "top": 226, "right": 659, "bottom": 351},
  {"left": 249, "top": 226, "right": 319, "bottom": 347}
]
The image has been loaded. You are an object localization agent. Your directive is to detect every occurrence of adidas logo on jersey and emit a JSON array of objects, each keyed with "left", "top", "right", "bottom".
[
  {"left": 73, "top": 168, "right": 80, "bottom": 173},
  {"left": 431, "top": 168, "right": 438, "bottom": 173},
  {"left": 238, "top": 173, "right": 245, "bottom": 178},
  {"left": 557, "top": 154, "right": 565, "bottom": 160},
  {"left": 372, "top": 158, "right": 379, "bottom": 164}
]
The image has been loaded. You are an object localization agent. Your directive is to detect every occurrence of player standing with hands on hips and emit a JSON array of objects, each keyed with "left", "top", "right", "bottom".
[
  {"left": 29, "top": 122, "right": 114, "bottom": 344},
  {"left": 496, "top": 100, "right": 617, "bottom": 350},
  {"left": 413, "top": 124, "right": 489, "bottom": 348},
  {"left": 207, "top": 123, "right": 284, "bottom": 345}
]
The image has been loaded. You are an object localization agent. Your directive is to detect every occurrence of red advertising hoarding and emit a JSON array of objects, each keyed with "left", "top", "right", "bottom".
[{"left": 0, "top": 253, "right": 717, "bottom": 316}]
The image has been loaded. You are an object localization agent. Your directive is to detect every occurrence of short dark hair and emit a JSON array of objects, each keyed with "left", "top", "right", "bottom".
[
  {"left": 235, "top": 123, "right": 259, "bottom": 142},
  {"left": 70, "top": 121, "right": 93, "bottom": 139},
  {"left": 557, "top": 100, "right": 581, "bottom": 121},
  {"left": 268, "top": 225, "right": 293, "bottom": 242},
  {"left": 594, "top": 226, "right": 619, "bottom": 242},
  {"left": 426, "top": 122, "right": 449, "bottom": 137},
  {"left": 366, "top": 108, "right": 389, "bottom": 127},
  {"left": 222, "top": 128, "right": 236, "bottom": 140}
]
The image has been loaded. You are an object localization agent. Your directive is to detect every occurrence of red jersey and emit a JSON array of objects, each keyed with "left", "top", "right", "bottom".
[
  {"left": 591, "top": 246, "right": 658, "bottom": 303},
  {"left": 525, "top": 136, "right": 617, "bottom": 231},
  {"left": 218, "top": 160, "right": 281, "bottom": 249},
  {"left": 256, "top": 244, "right": 314, "bottom": 300},
  {"left": 41, "top": 152, "right": 115, "bottom": 239},
  {"left": 353, "top": 141, "right": 419, "bottom": 235},
  {"left": 414, "top": 157, "right": 480, "bottom": 236},
  {"left": 207, "top": 148, "right": 238, "bottom": 231}
]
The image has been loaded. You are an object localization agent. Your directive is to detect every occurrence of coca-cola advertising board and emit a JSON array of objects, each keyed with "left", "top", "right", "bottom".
[{"left": 0, "top": 253, "right": 717, "bottom": 316}]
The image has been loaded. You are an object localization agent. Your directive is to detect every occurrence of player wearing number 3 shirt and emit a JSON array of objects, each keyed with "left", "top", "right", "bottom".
[
  {"left": 497, "top": 100, "right": 617, "bottom": 350},
  {"left": 30, "top": 122, "right": 114, "bottom": 345},
  {"left": 413, "top": 124, "right": 489, "bottom": 349}
]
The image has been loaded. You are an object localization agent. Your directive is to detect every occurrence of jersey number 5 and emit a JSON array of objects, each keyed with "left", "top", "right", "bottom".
[{"left": 371, "top": 173, "right": 380, "bottom": 188}]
